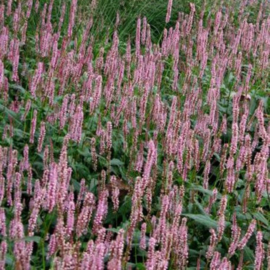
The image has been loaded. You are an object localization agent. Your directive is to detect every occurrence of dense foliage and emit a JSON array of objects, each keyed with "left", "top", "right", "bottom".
[{"left": 0, "top": 0, "right": 269, "bottom": 269}]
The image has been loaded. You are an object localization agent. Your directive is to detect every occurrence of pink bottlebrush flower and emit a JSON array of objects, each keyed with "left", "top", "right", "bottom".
[
  {"left": 112, "top": 187, "right": 120, "bottom": 211},
  {"left": 0, "top": 5, "right": 4, "bottom": 26},
  {"left": 7, "top": 0, "right": 13, "bottom": 15},
  {"left": 186, "top": 3, "right": 195, "bottom": 34},
  {"left": 177, "top": 218, "right": 189, "bottom": 267},
  {"left": 90, "top": 138, "right": 98, "bottom": 171},
  {"left": 21, "top": 99, "right": 32, "bottom": 121},
  {"left": 47, "top": 234, "right": 57, "bottom": 258},
  {"left": 127, "top": 177, "right": 143, "bottom": 244},
  {"left": 66, "top": 201, "right": 75, "bottom": 237},
  {"left": 266, "top": 241, "right": 270, "bottom": 270},
  {"left": 30, "top": 62, "right": 44, "bottom": 98},
  {"left": 141, "top": 17, "right": 147, "bottom": 45},
  {"left": 80, "top": 252, "right": 90, "bottom": 269},
  {"left": 14, "top": 172, "right": 22, "bottom": 206},
  {"left": 214, "top": 11, "right": 222, "bottom": 35},
  {"left": 194, "top": 139, "right": 200, "bottom": 171},
  {"left": 238, "top": 219, "right": 256, "bottom": 250},
  {"left": 76, "top": 192, "right": 95, "bottom": 237},
  {"left": 90, "top": 76, "right": 102, "bottom": 114},
  {"left": 69, "top": 105, "right": 84, "bottom": 143},
  {"left": 23, "top": 144, "right": 29, "bottom": 170},
  {"left": 6, "top": 150, "right": 18, "bottom": 206},
  {"left": 27, "top": 166, "right": 33, "bottom": 196},
  {"left": 13, "top": 4, "right": 21, "bottom": 34},
  {"left": 110, "top": 176, "right": 120, "bottom": 211},
  {"left": 228, "top": 217, "right": 241, "bottom": 257},
  {"left": 146, "top": 237, "right": 157, "bottom": 269},
  {"left": 95, "top": 227, "right": 106, "bottom": 245},
  {"left": 203, "top": 160, "right": 211, "bottom": 190},
  {"left": 136, "top": 17, "right": 141, "bottom": 58},
  {"left": 255, "top": 154, "right": 267, "bottom": 203},
  {"left": 158, "top": 195, "right": 169, "bottom": 245},
  {"left": 43, "top": 145, "right": 50, "bottom": 170},
  {"left": 230, "top": 123, "right": 239, "bottom": 155},
  {"left": 77, "top": 178, "right": 86, "bottom": 209},
  {"left": 93, "top": 243, "right": 106, "bottom": 270},
  {"left": 219, "top": 257, "right": 232, "bottom": 269},
  {"left": 166, "top": 0, "right": 173, "bottom": 23},
  {"left": 96, "top": 47, "right": 104, "bottom": 70},
  {"left": 99, "top": 130, "right": 106, "bottom": 155},
  {"left": 29, "top": 110, "right": 37, "bottom": 144},
  {"left": 57, "top": 3, "right": 66, "bottom": 32},
  {"left": 236, "top": 146, "right": 246, "bottom": 171},
  {"left": 0, "top": 60, "right": 4, "bottom": 90},
  {"left": 226, "top": 156, "right": 235, "bottom": 193},
  {"left": 142, "top": 140, "right": 156, "bottom": 190},
  {"left": 232, "top": 96, "right": 240, "bottom": 124},
  {"left": 47, "top": 162, "right": 58, "bottom": 213},
  {"left": 166, "top": 96, "right": 177, "bottom": 138},
  {"left": 205, "top": 188, "right": 218, "bottom": 214},
  {"left": 239, "top": 108, "right": 249, "bottom": 145},
  {"left": 37, "top": 122, "right": 46, "bottom": 153},
  {"left": 107, "top": 229, "right": 125, "bottom": 270},
  {"left": 217, "top": 214, "right": 225, "bottom": 241},
  {"left": 93, "top": 190, "right": 109, "bottom": 235},
  {"left": 9, "top": 215, "right": 24, "bottom": 240},
  {"left": 0, "top": 208, "right": 6, "bottom": 237},
  {"left": 59, "top": 95, "right": 69, "bottom": 129},
  {"left": 220, "top": 115, "right": 227, "bottom": 134},
  {"left": 62, "top": 253, "right": 76, "bottom": 269},
  {"left": 206, "top": 229, "right": 217, "bottom": 259},
  {"left": 26, "top": 0, "right": 33, "bottom": 18},
  {"left": 106, "top": 121, "right": 112, "bottom": 151},
  {"left": 0, "top": 148, "right": 3, "bottom": 173},
  {"left": 202, "top": 128, "right": 211, "bottom": 162},
  {"left": 67, "top": 0, "right": 78, "bottom": 38},
  {"left": 210, "top": 251, "right": 221, "bottom": 269},
  {"left": 0, "top": 241, "right": 7, "bottom": 269},
  {"left": 11, "top": 39, "right": 19, "bottom": 82},
  {"left": 0, "top": 175, "right": 4, "bottom": 206},
  {"left": 255, "top": 231, "right": 264, "bottom": 270},
  {"left": 140, "top": 223, "right": 147, "bottom": 250},
  {"left": 218, "top": 195, "right": 227, "bottom": 216},
  {"left": 0, "top": 27, "right": 9, "bottom": 59},
  {"left": 28, "top": 188, "right": 45, "bottom": 236}
]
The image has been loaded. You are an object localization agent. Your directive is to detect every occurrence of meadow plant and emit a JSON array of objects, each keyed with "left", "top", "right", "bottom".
[{"left": 0, "top": 0, "right": 269, "bottom": 269}]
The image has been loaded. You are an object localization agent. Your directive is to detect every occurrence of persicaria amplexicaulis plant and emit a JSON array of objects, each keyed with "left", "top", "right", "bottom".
[{"left": 0, "top": 0, "right": 269, "bottom": 269}]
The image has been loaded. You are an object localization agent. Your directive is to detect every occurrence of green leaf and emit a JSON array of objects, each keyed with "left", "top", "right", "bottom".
[
  {"left": 77, "top": 148, "right": 91, "bottom": 157},
  {"left": 182, "top": 214, "right": 218, "bottom": 228},
  {"left": 194, "top": 199, "right": 207, "bottom": 214},
  {"left": 243, "top": 246, "right": 255, "bottom": 263},
  {"left": 9, "top": 84, "right": 26, "bottom": 94},
  {"left": 188, "top": 183, "right": 216, "bottom": 196},
  {"left": 253, "top": 212, "right": 269, "bottom": 227},
  {"left": 135, "top": 263, "right": 146, "bottom": 270},
  {"left": 106, "top": 227, "right": 121, "bottom": 233},
  {"left": 6, "top": 254, "right": 14, "bottom": 265},
  {"left": 24, "top": 236, "right": 41, "bottom": 243},
  {"left": 110, "top": 158, "right": 124, "bottom": 166}
]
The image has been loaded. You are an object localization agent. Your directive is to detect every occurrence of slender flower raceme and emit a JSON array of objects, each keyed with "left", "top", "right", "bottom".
[
  {"left": 47, "top": 162, "right": 58, "bottom": 213},
  {"left": 166, "top": 0, "right": 173, "bottom": 23},
  {"left": 29, "top": 110, "right": 37, "bottom": 144},
  {"left": 140, "top": 223, "right": 147, "bottom": 250},
  {"left": 255, "top": 231, "right": 264, "bottom": 270},
  {"left": 238, "top": 219, "right": 256, "bottom": 250},
  {"left": 37, "top": 121, "right": 46, "bottom": 152}
]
